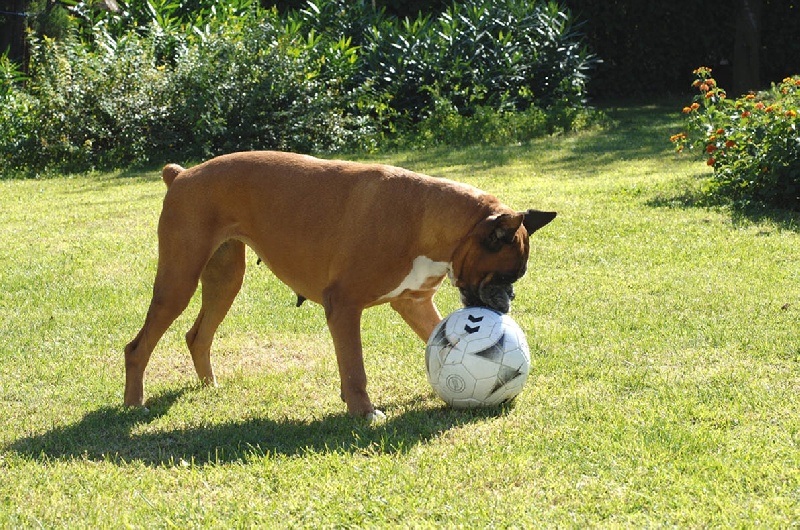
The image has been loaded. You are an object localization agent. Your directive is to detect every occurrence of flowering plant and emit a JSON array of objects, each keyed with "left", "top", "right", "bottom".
[{"left": 671, "top": 67, "right": 800, "bottom": 210}]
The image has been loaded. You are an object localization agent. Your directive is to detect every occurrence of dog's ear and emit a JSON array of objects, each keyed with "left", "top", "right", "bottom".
[
  {"left": 482, "top": 213, "right": 524, "bottom": 252},
  {"left": 522, "top": 209, "right": 557, "bottom": 235}
]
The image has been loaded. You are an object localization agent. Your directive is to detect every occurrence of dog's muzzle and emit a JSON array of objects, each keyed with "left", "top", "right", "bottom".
[{"left": 459, "top": 276, "right": 516, "bottom": 314}]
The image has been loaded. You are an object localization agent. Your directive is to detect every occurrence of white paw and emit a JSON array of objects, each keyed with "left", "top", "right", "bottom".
[{"left": 366, "top": 409, "right": 386, "bottom": 422}]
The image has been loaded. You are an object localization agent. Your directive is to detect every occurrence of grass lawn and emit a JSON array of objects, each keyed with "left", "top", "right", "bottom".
[{"left": 1, "top": 103, "right": 798, "bottom": 527}]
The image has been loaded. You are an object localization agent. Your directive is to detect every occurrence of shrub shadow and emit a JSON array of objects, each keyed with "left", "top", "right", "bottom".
[
  {"left": 647, "top": 183, "right": 800, "bottom": 232},
  {"left": 729, "top": 206, "right": 800, "bottom": 231},
  {"left": 573, "top": 104, "right": 679, "bottom": 155},
  {"left": 396, "top": 103, "right": 682, "bottom": 171},
  {"left": 66, "top": 102, "right": 680, "bottom": 186},
  {"left": 5, "top": 388, "right": 510, "bottom": 467},
  {"left": 386, "top": 144, "right": 516, "bottom": 174}
]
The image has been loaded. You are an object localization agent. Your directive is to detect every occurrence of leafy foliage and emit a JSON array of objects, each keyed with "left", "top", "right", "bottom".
[
  {"left": 362, "top": 0, "right": 596, "bottom": 124},
  {"left": 672, "top": 67, "right": 800, "bottom": 211},
  {"left": 0, "top": 0, "right": 598, "bottom": 173}
]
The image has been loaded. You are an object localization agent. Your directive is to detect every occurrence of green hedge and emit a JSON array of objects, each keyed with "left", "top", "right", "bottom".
[{"left": 0, "top": 0, "right": 598, "bottom": 174}]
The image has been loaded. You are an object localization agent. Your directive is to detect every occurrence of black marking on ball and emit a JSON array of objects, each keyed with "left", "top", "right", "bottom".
[
  {"left": 464, "top": 324, "right": 481, "bottom": 334},
  {"left": 488, "top": 365, "right": 524, "bottom": 395},
  {"left": 475, "top": 343, "right": 504, "bottom": 363},
  {"left": 430, "top": 325, "right": 449, "bottom": 347},
  {"left": 497, "top": 364, "right": 522, "bottom": 384},
  {"left": 427, "top": 325, "right": 449, "bottom": 375},
  {"left": 467, "top": 314, "right": 484, "bottom": 323}
]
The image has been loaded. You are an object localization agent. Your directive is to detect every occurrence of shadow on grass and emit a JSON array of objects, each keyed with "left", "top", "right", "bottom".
[
  {"left": 6, "top": 388, "right": 509, "bottom": 466},
  {"left": 386, "top": 102, "right": 684, "bottom": 176},
  {"left": 729, "top": 207, "right": 800, "bottom": 231},
  {"left": 646, "top": 179, "right": 800, "bottom": 232},
  {"left": 556, "top": 102, "right": 683, "bottom": 162},
  {"left": 69, "top": 102, "right": 682, "bottom": 185}
]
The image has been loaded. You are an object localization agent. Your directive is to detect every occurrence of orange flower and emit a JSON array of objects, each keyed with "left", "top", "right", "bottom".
[
  {"left": 706, "top": 144, "right": 717, "bottom": 153},
  {"left": 745, "top": 93, "right": 756, "bottom": 100},
  {"left": 707, "top": 78, "right": 716, "bottom": 87},
  {"left": 682, "top": 106, "right": 692, "bottom": 114},
  {"left": 742, "top": 111, "right": 751, "bottom": 118},
  {"left": 707, "top": 158, "right": 715, "bottom": 166},
  {"left": 725, "top": 140, "right": 736, "bottom": 148},
  {"left": 765, "top": 105, "right": 774, "bottom": 112},
  {"left": 705, "top": 91, "right": 715, "bottom": 98},
  {"left": 716, "top": 128, "right": 725, "bottom": 134},
  {"left": 700, "top": 83, "right": 710, "bottom": 92},
  {"left": 786, "top": 110, "right": 798, "bottom": 118},
  {"left": 690, "top": 102, "right": 700, "bottom": 111},
  {"left": 755, "top": 102, "right": 765, "bottom": 110}
]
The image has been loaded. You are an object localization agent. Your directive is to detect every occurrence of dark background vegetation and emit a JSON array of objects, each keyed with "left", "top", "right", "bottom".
[
  {"left": 0, "top": 0, "right": 797, "bottom": 210},
  {"left": 0, "top": 0, "right": 601, "bottom": 172},
  {"left": 563, "top": 0, "right": 799, "bottom": 98},
  {"left": 2, "top": 0, "right": 798, "bottom": 99}
]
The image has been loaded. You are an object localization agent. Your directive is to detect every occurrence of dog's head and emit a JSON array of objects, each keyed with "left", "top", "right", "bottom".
[{"left": 451, "top": 209, "right": 556, "bottom": 313}]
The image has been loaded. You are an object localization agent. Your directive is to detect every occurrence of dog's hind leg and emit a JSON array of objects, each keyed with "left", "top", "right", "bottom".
[
  {"left": 185, "top": 240, "right": 246, "bottom": 387},
  {"left": 124, "top": 249, "right": 208, "bottom": 407}
]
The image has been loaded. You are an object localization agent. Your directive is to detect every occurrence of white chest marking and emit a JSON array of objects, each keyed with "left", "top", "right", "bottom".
[{"left": 382, "top": 256, "right": 451, "bottom": 300}]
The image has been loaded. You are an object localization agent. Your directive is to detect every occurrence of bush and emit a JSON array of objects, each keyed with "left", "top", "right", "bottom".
[
  {"left": 362, "top": 0, "right": 597, "bottom": 124},
  {"left": 408, "top": 96, "right": 547, "bottom": 147},
  {"left": 22, "top": 32, "right": 174, "bottom": 171},
  {"left": 671, "top": 67, "right": 800, "bottom": 211},
  {"left": 1, "top": 5, "right": 378, "bottom": 172},
  {"left": 164, "top": 13, "right": 377, "bottom": 157},
  {"left": 0, "top": 0, "right": 598, "bottom": 174}
]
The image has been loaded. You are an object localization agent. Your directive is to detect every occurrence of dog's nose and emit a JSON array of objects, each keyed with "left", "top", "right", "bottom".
[{"left": 459, "top": 282, "right": 514, "bottom": 314}]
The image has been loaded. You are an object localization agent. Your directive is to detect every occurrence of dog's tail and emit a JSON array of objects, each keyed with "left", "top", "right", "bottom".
[{"left": 161, "top": 163, "right": 185, "bottom": 188}]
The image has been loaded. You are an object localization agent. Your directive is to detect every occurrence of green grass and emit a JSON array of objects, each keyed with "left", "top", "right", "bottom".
[{"left": 1, "top": 103, "right": 799, "bottom": 527}]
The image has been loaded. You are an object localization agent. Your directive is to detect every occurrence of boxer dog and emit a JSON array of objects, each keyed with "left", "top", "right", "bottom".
[{"left": 124, "top": 151, "right": 556, "bottom": 420}]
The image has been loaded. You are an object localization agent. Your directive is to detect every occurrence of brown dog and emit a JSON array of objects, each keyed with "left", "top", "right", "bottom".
[{"left": 124, "top": 151, "right": 555, "bottom": 420}]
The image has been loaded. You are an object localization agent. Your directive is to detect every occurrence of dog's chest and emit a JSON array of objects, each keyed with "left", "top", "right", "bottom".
[{"left": 380, "top": 256, "right": 451, "bottom": 301}]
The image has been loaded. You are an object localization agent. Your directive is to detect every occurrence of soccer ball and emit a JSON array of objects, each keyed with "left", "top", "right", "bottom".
[{"left": 425, "top": 307, "right": 531, "bottom": 408}]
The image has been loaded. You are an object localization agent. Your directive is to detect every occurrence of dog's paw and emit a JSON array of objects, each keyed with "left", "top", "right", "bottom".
[{"left": 365, "top": 409, "right": 386, "bottom": 423}]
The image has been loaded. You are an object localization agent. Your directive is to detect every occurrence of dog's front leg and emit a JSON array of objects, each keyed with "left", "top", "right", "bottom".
[
  {"left": 390, "top": 297, "right": 442, "bottom": 342},
  {"left": 323, "top": 289, "right": 383, "bottom": 421}
]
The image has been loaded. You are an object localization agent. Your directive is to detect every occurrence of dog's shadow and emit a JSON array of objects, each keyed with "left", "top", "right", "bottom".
[{"left": 7, "top": 389, "right": 508, "bottom": 466}]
